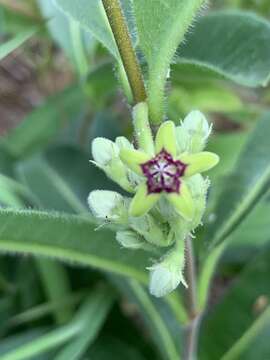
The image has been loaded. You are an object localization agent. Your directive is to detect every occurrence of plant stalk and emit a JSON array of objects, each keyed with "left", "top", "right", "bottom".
[
  {"left": 184, "top": 236, "right": 200, "bottom": 360},
  {"left": 102, "top": 0, "right": 147, "bottom": 104}
]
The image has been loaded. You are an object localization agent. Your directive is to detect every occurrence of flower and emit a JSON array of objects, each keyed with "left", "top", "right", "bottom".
[{"left": 120, "top": 121, "right": 219, "bottom": 220}]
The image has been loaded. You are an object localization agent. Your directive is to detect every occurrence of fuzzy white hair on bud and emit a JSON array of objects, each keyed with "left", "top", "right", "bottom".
[
  {"left": 88, "top": 190, "right": 123, "bottom": 220},
  {"left": 91, "top": 138, "right": 119, "bottom": 166},
  {"left": 148, "top": 262, "right": 187, "bottom": 298},
  {"left": 182, "top": 110, "right": 211, "bottom": 140}
]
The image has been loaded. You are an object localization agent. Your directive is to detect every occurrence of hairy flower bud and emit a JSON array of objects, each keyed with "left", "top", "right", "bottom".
[
  {"left": 176, "top": 110, "right": 212, "bottom": 153},
  {"left": 88, "top": 190, "right": 127, "bottom": 224},
  {"left": 148, "top": 240, "right": 187, "bottom": 297}
]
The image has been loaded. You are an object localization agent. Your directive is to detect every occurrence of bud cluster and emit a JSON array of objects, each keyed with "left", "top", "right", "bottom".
[{"left": 88, "top": 103, "right": 219, "bottom": 297}]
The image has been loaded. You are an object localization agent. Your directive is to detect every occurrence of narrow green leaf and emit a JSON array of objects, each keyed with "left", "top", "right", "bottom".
[
  {"left": 1, "top": 287, "right": 114, "bottom": 360},
  {"left": 7, "top": 292, "right": 84, "bottom": 328},
  {"left": 205, "top": 112, "right": 270, "bottom": 249},
  {"left": 113, "top": 277, "right": 182, "bottom": 360},
  {"left": 53, "top": 0, "right": 119, "bottom": 60},
  {"left": 54, "top": 286, "right": 115, "bottom": 360},
  {"left": 16, "top": 146, "right": 117, "bottom": 214},
  {"left": 0, "top": 208, "right": 148, "bottom": 282},
  {"left": 0, "top": 27, "right": 38, "bottom": 60},
  {"left": 38, "top": 0, "right": 94, "bottom": 76},
  {"left": 133, "top": 0, "right": 205, "bottom": 123},
  {"left": 199, "top": 249, "right": 270, "bottom": 359},
  {"left": 36, "top": 259, "right": 73, "bottom": 325},
  {"left": 176, "top": 11, "right": 270, "bottom": 87},
  {"left": 221, "top": 307, "right": 270, "bottom": 360}
]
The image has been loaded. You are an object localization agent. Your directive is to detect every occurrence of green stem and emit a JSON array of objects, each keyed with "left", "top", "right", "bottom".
[
  {"left": 184, "top": 236, "right": 200, "bottom": 360},
  {"left": 102, "top": 0, "right": 146, "bottom": 103}
]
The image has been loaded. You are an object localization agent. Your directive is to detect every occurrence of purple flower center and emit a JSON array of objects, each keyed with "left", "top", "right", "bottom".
[{"left": 141, "top": 149, "right": 187, "bottom": 194}]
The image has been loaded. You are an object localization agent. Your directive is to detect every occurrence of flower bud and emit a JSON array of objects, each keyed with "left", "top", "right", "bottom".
[
  {"left": 91, "top": 138, "right": 134, "bottom": 193},
  {"left": 148, "top": 240, "right": 187, "bottom": 297},
  {"left": 116, "top": 230, "right": 144, "bottom": 249},
  {"left": 92, "top": 138, "right": 119, "bottom": 166},
  {"left": 115, "top": 136, "right": 133, "bottom": 150},
  {"left": 176, "top": 110, "right": 212, "bottom": 153},
  {"left": 187, "top": 174, "right": 210, "bottom": 229},
  {"left": 88, "top": 190, "right": 127, "bottom": 223}
]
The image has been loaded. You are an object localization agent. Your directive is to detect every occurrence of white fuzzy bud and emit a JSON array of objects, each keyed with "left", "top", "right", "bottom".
[
  {"left": 148, "top": 240, "right": 187, "bottom": 297},
  {"left": 92, "top": 138, "right": 119, "bottom": 166},
  {"left": 88, "top": 190, "right": 123, "bottom": 221}
]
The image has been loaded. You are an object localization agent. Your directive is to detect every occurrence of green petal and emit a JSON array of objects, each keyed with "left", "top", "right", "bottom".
[
  {"left": 120, "top": 149, "right": 151, "bottom": 175},
  {"left": 129, "top": 183, "right": 160, "bottom": 217},
  {"left": 167, "top": 182, "right": 194, "bottom": 221},
  {"left": 155, "top": 121, "right": 177, "bottom": 156},
  {"left": 179, "top": 152, "right": 219, "bottom": 177}
]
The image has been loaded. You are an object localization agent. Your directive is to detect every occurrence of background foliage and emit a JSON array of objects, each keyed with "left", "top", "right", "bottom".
[{"left": 0, "top": 0, "right": 270, "bottom": 358}]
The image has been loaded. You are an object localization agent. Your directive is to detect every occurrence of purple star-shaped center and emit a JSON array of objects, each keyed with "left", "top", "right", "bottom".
[{"left": 141, "top": 149, "right": 187, "bottom": 194}]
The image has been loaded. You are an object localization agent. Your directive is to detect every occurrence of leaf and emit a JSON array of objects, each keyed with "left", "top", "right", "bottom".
[
  {"left": 133, "top": 0, "right": 205, "bottom": 123},
  {"left": 7, "top": 292, "right": 84, "bottom": 328},
  {"left": 16, "top": 145, "right": 118, "bottom": 213},
  {"left": 36, "top": 259, "right": 73, "bottom": 325},
  {"left": 226, "top": 193, "right": 270, "bottom": 251},
  {"left": 0, "top": 26, "right": 38, "bottom": 60},
  {"left": 0, "top": 208, "right": 148, "bottom": 283},
  {"left": 0, "top": 86, "right": 85, "bottom": 159},
  {"left": 176, "top": 11, "right": 270, "bottom": 87},
  {"left": 112, "top": 277, "right": 183, "bottom": 360},
  {"left": 38, "top": 0, "right": 95, "bottom": 77},
  {"left": 54, "top": 286, "right": 115, "bottom": 360},
  {"left": 199, "top": 249, "right": 270, "bottom": 360},
  {"left": 53, "top": 0, "right": 119, "bottom": 60},
  {"left": 204, "top": 111, "right": 270, "bottom": 249},
  {"left": 1, "top": 286, "right": 114, "bottom": 360},
  {"left": 0, "top": 174, "right": 29, "bottom": 207}
]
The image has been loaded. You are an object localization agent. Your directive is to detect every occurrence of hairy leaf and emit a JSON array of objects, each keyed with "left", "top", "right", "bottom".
[
  {"left": 176, "top": 11, "right": 270, "bottom": 87},
  {"left": 133, "top": 0, "right": 206, "bottom": 123},
  {"left": 0, "top": 209, "right": 148, "bottom": 282}
]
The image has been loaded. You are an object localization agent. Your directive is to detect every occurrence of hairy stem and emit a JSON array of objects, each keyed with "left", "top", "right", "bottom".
[
  {"left": 184, "top": 236, "right": 200, "bottom": 360},
  {"left": 102, "top": 0, "right": 146, "bottom": 103}
]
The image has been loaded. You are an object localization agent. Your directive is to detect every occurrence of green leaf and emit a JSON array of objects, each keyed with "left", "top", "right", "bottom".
[
  {"left": 0, "top": 86, "right": 84, "bottom": 159},
  {"left": 16, "top": 145, "right": 117, "bottom": 214},
  {"left": 112, "top": 277, "right": 183, "bottom": 360},
  {"left": 0, "top": 174, "right": 30, "bottom": 207},
  {"left": 226, "top": 193, "right": 270, "bottom": 251},
  {"left": 36, "top": 259, "right": 73, "bottom": 325},
  {"left": 0, "top": 26, "right": 38, "bottom": 60},
  {"left": 199, "top": 249, "right": 270, "bottom": 360},
  {"left": 38, "top": 0, "right": 95, "bottom": 77},
  {"left": 176, "top": 11, "right": 270, "bottom": 87},
  {"left": 204, "top": 112, "right": 270, "bottom": 249},
  {"left": 133, "top": 0, "right": 205, "bottom": 123},
  {"left": 53, "top": 0, "right": 119, "bottom": 60},
  {"left": 7, "top": 292, "right": 84, "bottom": 328},
  {"left": 54, "top": 286, "right": 115, "bottom": 360},
  {"left": 0, "top": 208, "right": 148, "bottom": 282},
  {"left": 1, "top": 286, "right": 114, "bottom": 360}
]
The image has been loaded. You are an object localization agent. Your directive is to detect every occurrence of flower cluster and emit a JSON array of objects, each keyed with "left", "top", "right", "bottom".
[{"left": 88, "top": 103, "right": 219, "bottom": 297}]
